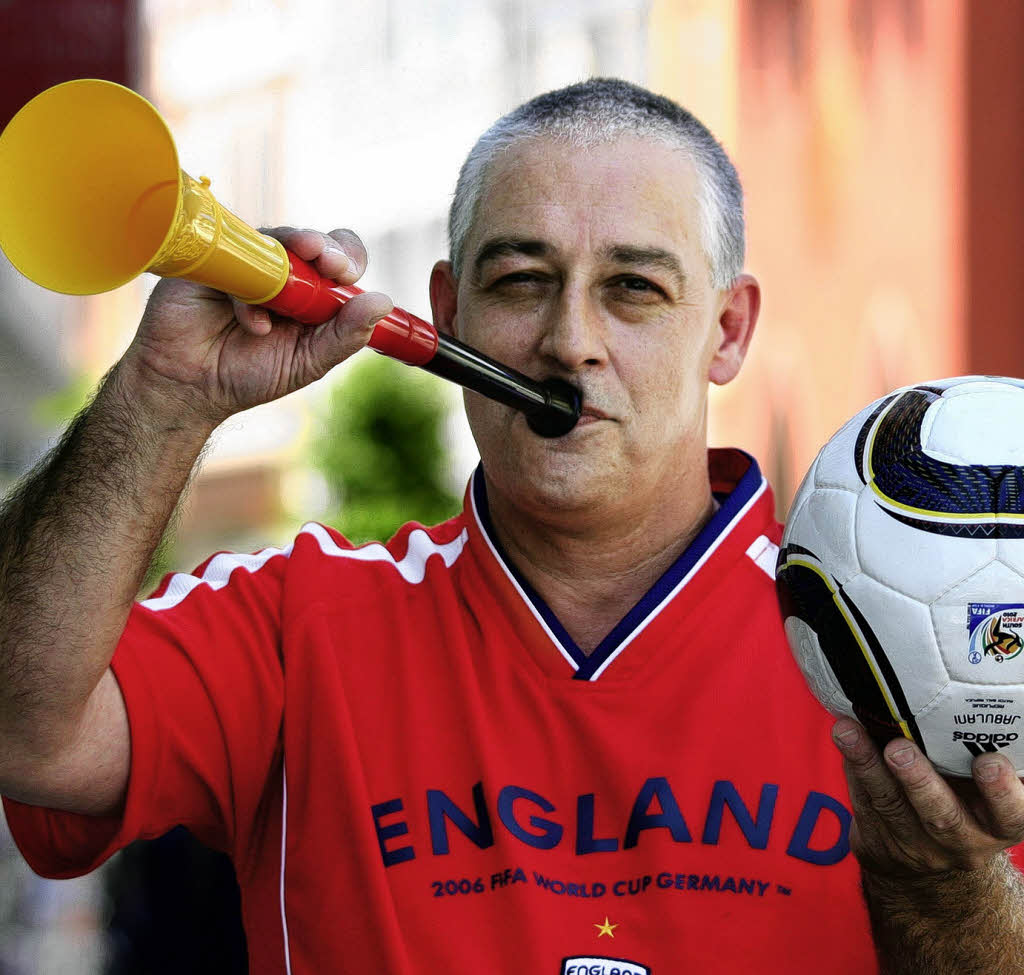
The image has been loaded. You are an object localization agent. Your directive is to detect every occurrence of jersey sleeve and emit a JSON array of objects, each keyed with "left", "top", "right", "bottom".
[{"left": 3, "top": 543, "right": 291, "bottom": 879}]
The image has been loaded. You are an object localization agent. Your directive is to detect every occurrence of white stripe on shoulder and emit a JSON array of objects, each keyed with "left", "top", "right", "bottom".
[
  {"left": 745, "top": 534, "right": 779, "bottom": 579},
  {"left": 140, "top": 542, "right": 295, "bottom": 611},
  {"left": 299, "top": 522, "right": 469, "bottom": 584},
  {"left": 140, "top": 523, "right": 469, "bottom": 612}
]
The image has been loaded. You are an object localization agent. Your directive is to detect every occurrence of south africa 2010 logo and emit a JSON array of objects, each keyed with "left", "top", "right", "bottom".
[{"left": 968, "top": 604, "right": 1024, "bottom": 665}]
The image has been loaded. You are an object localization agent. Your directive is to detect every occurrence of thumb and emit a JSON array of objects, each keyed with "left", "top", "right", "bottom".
[{"left": 306, "top": 291, "right": 394, "bottom": 376}]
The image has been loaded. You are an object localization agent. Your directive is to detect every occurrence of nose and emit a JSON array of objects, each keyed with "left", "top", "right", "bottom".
[{"left": 537, "top": 282, "right": 608, "bottom": 371}]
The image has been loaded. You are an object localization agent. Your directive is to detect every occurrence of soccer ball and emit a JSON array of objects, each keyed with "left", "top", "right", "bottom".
[{"left": 776, "top": 376, "right": 1024, "bottom": 777}]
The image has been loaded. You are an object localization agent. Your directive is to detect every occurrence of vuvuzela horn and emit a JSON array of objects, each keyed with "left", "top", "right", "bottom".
[{"left": 0, "top": 79, "right": 580, "bottom": 437}]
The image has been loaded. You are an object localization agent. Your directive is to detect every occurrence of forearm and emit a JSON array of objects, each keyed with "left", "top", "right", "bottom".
[
  {"left": 0, "top": 356, "right": 214, "bottom": 756},
  {"left": 863, "top": 856, "right": 1024, "bottom": 974}
]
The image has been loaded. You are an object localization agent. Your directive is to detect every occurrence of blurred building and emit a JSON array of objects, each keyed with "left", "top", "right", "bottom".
[
  {"left": 651, "top": 0, "right": 1024, "bottom": 510},
  {"left": 0, "top": 0, "right": 138, "bottom": 484},
  {"left": 0, "top": 5, "right": 137, "bottom": 971}
]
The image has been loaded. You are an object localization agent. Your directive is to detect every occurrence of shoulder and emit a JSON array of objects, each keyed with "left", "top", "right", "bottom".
[
  {"left": 290, "top": 514, "right": 471, "bottom": 582},
  {"left": 136, "top": 511, "right": 472, "bottom": 619}
]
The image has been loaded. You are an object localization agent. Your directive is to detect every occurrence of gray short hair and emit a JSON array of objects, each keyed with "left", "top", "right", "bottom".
[{"left": 448, "top": 78, "right": 745, "bottom": 290}]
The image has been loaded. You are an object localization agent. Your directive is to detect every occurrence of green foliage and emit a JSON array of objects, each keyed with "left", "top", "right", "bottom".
[
  {"left": 312, "top": 352, "right": 462, "bottom": 543},
  {"left": 32, "top": 372, "right": 96, "bottom": 425},
  {"left": 29, "top": 371, "right": 177, "bottom": 595},
  {"left": 141, "top": 528, "right": 178, "bottom": 597}
]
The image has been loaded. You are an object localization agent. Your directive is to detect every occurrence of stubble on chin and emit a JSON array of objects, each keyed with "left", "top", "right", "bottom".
[
  {"left": 500, "top": 439, "right": 628, "bottom": 518},
  {"left": 471, "top": 399, "right": 625, "bottom": 510}
]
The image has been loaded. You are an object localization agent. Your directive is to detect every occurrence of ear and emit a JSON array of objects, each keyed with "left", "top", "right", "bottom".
[
  {"left": 429, "top": 260, "right": 459, "bottom": 338},
  {"left": 708, "top": 273, "right": 761, "bottom": 386}
]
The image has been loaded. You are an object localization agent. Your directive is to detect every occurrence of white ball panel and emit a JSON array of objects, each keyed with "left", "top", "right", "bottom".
[
  {"left": 997, "top": 537, "right": 1024, "bottom": 581},
  {"left": 931, "top": 560, "right": 1024, "bottom": 681},
  {"left": 926, "top": 375, "right": 1001, "bottom": 395},
  {"left": 840, "top": 573, "right": 948, "bottom": 713},
  {"left": 783, "top": 488, "right": 860, "bottom": 587},
  {"left": 784, "top": 617, "right": 855, "bottom": 719},
  {"left": 855, "top": 487, "right": 997, "bottom": 602},
  {"left": 921, "top": 381, "right": 1024, "bottom": 465},
  {"left": 915, "top": 682, "right": 1024, "bottom": 777},
  {"left": 912, "top": 375, "right": 995, "bottom": 397},
  {"left": 812, "top": 405, "right": 877, "bottom": 493}
]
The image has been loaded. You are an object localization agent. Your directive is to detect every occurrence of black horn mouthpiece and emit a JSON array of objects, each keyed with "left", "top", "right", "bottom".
[{"left": 420, "top": 333, "right": 582, "bottom": 437}]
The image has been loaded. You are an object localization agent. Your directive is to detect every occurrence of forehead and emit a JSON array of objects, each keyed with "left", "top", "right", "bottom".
[{"left": 467, "top": 134, "right": 703, "bottom": 262}]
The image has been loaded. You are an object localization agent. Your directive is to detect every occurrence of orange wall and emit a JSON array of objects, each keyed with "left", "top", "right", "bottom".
[
  {"left": 964, "top": 0, "right": 1024, "bottom": 375},
  {"left": 653, "top": 0, "right": 967, "bottom": 515}
]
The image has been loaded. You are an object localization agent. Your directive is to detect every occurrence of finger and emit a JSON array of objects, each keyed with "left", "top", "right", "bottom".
[
  {"left": 972, "top": 754, "right": 1024, "bottom": 842},
  {"left": 262, "top": 227, "right": 366, "bottom": 284},
  {"left": 882, "top": 737, "right": 981, "bottom": 847},
  {"left": 315, "top": 237, "right": 359, "bottom": 283},
  {"left": 832, "top": 720, "right": 920, "bottom": 830},
  {"left": 328, "top": 290, "right": 393, "bottom": 338},
  {"left": 230, "top": 297, "right": 272, "bottom": 336},
  {"left": 264, "top": 226, "right": 327, "bottom": 263},
  {"left": 306, "top": 290, "right": 393, "bottom": 374},
  {"left": 326, "top": 229, "right": 368, "bottom": 279}
]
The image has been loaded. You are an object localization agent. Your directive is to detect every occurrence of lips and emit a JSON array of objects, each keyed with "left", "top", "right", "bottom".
[
  {"left": 580, "top": 406, "right": 609, "bottom": 420},
  {"left": 533, "top": 376, "right": 613, "bottom": 425}
]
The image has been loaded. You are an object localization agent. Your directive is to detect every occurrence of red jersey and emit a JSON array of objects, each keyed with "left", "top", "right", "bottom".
[{"left": 4, "top": 449, "right": 878, "bottom": 973}]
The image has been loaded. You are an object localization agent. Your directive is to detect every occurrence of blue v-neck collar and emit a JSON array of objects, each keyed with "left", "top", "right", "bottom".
[{"left": 469, "top": 453, "right": 767, "bottom": 681}]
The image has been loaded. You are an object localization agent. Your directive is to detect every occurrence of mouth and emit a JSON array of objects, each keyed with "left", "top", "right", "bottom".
[
  {"left": 578, "top": 405, "right": 610, "bottom": 423},
  {"left": 524, "top": 377, "right": 583, "bottom": 437},
  {"left": 520, "top": 378, "right": 613, "bottom": 437}
]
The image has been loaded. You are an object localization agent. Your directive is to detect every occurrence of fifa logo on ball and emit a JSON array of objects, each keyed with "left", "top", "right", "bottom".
[{"left": 968, "top": 606, "right": 1024, "bottom": 665}]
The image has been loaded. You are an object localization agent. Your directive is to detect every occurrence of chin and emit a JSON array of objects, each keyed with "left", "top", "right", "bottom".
[
  {"left": 473, "top": 408, "right": 627, "bottom": 505},
  {"left": 508, "top": 447, "right": 625, "bottom": 513}
]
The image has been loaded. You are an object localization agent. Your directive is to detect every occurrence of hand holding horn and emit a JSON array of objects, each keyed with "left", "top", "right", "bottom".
[{"left": 0, "top": 80, "right": 580, "bottom": 436}]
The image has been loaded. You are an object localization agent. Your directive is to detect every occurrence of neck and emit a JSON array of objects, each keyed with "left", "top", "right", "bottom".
[{"left": 482, "top": 468, "right": 718, "bottom": 655}]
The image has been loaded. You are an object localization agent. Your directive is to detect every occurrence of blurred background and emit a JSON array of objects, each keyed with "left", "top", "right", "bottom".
[{"left": 0, "top": 0, "right": 1022, "bottom": 970}]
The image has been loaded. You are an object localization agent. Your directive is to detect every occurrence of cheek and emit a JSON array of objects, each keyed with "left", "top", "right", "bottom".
[
  {"left": 456, "top": 297, "right": 546, "bottom": 362},
  {"left": 462, "top": 391, "right": 517, "bottom": 448},
  {"left": 623, "top": 351, "right": 709, "bottom": 432}
]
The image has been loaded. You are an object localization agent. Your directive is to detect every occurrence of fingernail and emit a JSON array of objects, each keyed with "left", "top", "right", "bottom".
[
  {"left": 976, "top": 760, "right": 1001, "bottom": 782},
  {"left": 834, "top": 727, "right": 860, "bottom": 748},
  {"left": 345, "top": 257, "right": 359, "bottom": 277},
  {"left": 888, "top": 745, "right": 915, "bottom": 768}
]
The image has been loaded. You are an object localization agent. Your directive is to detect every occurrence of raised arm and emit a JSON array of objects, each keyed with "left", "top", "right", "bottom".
[{"left": 0, "top": 228, "right": 391, "bottom": 817}]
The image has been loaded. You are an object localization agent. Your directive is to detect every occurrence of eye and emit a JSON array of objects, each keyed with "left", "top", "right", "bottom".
[
  {"left": 487, "top": 270, "right": 552, "bottom": 294},
  {"left": 609, "top": 275, "right": 666, "bottom": 299},
  {"left": 496, "top": 271, "right": 539, "bottom": 285}
]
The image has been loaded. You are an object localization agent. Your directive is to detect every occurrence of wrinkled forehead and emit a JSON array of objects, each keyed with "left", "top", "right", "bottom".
[{"left": 465, "top": 134, "right": 704, "bottom": 265}]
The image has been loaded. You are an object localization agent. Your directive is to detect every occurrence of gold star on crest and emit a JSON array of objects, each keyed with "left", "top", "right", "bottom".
[{"left": 594, "top": 917, "right": 618, "bottom": 938}]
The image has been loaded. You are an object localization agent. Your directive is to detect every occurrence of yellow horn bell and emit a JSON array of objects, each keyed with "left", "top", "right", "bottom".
[
  {"left": 0, "top": 79, "right": 583, "bottom": 436},
  {"left": 0, "top": 79, "right": 289, "bottom": 302}
]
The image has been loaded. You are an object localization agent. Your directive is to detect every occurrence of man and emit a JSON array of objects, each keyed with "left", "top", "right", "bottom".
[{"left": 1, "top": 79, "right": 1023, "bottom": 973}]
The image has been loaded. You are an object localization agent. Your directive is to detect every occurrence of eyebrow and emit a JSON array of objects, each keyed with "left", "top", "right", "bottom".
[
  {"left": 471, "top": 237, "right": 687, "bottom": 292},
  {"left": 599, "top": 245, "right": 688, "bottom": 292},
  {"left": 471, "top": 237, "right": 552, "bottom": 281}
]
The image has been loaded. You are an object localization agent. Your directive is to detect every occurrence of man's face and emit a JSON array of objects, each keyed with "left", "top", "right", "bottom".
[{"left": 431, "top": 134, "right": 757, "bottom": 520}]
